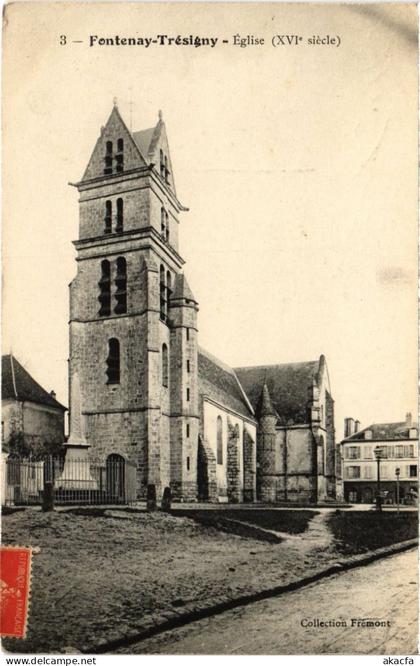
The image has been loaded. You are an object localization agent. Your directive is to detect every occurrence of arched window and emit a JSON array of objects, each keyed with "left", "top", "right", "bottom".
[
  {"left": 98, "top": 260, "right": 111, "bottom": 316},
  {"left": 160, "top": 265, "right": 166, "bottom": 321},
  {"left": 116, "top": 198, "right": 123, "bottom": 233},
  {"left": 161, "top": 207, "right": 166, "bottom": 239},
  {"left": 104, "top": 141, "right": 113, "bottom": 175},
  {"left": 106, "top": 338, "right": 120, "bottom": 384},
  {"left": 166, "top": 271, "right": 172, "bottom": 317},
  {"left": 162, "top": 343, "right": 168, "bottom": 387},
  {"left": 217, "top": 416, "right": 223, "bottom": 465},
  {"left": 104, "top": 200, "right": 112, "bottom": 234},
  {"left": 114, "top": 257, "right": 127, "bottom": 314},
  {"left": 116, "top": 138, "right": 124, "bottom": 173}
]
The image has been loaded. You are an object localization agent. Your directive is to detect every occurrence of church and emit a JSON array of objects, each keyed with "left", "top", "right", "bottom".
[{"left": 68, "top": 102, "right": 336, "bottom": 504}]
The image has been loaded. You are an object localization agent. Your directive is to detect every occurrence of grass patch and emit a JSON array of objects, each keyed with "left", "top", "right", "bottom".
[
  {"left": 327, "top": 510, "right": 418, "bottom": 555},
  {"left": 172, "top": 509, "right": 317, "bottom": 536}
]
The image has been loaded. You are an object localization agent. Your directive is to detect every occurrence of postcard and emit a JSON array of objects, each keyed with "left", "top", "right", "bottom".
[{"left": 1, "top": 1, "right": 418, "bottom": 657}]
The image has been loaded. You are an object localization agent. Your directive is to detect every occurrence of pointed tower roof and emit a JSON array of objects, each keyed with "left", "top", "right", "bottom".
[
  {"left": 171, "top": 274, "right": 197, "bottom": 303},
  {"left": 80, "top": 104, "right": 147, "bottom": 182},
  {"left": 257, "top": 382, "right": 277, "bottom": 418}
]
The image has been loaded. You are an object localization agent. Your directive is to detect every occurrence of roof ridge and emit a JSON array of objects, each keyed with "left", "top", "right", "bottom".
[
  {"left": 10, "top": 354, "right": 18, "bottom": 399},
  {"left": 234, "top": 360, "right": 319, "bottom": 371}
]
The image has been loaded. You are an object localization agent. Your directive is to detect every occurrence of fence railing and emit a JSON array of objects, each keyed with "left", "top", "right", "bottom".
[{"left": 2, "top": 456, "right": 137, "bottom": 506}]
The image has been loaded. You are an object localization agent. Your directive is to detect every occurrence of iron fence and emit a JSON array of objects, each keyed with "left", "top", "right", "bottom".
[{"left": 2, "top": 456, "right": 137, "bottom": 506}]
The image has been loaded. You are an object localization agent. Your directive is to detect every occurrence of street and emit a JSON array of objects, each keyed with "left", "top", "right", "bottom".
[{"left": 118, "top": 548, "right": 418, "bottom": 655}]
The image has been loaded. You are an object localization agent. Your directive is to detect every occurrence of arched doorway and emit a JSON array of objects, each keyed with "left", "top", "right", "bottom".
[{"left": 106, "top": 454, "right": 125, "bottom": 502}]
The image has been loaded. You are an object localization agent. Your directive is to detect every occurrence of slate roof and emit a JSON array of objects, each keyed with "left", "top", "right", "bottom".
[
  {"left": 172, "top": 274, "right": 197, "bottom": 303},
  {"left": 132, "top": 128, "right": 155, "bottom": 161},
  {"left": 235, "top": 360, "right": 320, "bottom": 425},
  {"left": 344, "top": 422, "right": 418, "bottom": 442},
  {"left": 198, "top": 347, "right": 254, "bottom": 420},
  {"left": 2, "top": 355, "right": 66, "bottom": 411}
]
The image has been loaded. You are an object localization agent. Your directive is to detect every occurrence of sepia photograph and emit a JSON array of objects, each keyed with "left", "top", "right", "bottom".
[{"left": 1, "top": 1, "right": 418, "bottom": 657}]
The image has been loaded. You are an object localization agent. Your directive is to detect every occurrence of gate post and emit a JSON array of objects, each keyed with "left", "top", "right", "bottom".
[
  {"left": 146, "top": 484, "right": 157, "bottom": 511},
  {"left": 161, "top": 486, "right": 172, "bottom": 512},
  {"left": 42, "top": 456, "right": 55, "bottom": 512}
]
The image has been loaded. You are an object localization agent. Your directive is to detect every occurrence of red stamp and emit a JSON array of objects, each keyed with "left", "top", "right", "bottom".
[{"left": 1, "top": 547, "right": 32, "bottom": 638}]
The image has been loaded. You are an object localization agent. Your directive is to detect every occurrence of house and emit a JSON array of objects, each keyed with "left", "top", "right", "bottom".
[
  {"left": 340, "top": 413, "right": 418, "bottom": 504},
  {"left": 67, "top": 102, "right": 336, "bottom": 504},
  {"left": 1, "top": 354, "right": 66, "bottom": 504},
  {"left": 2, "top": 354, "right": 66, "bottom": 456}
]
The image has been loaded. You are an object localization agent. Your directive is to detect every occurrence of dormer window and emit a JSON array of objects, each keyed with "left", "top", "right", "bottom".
[
  {"left": 116, "top": 138, "right": 124, "bottom": 173},
  {"left": 104, "top": 141, "right": 113, "bottom": 175}
]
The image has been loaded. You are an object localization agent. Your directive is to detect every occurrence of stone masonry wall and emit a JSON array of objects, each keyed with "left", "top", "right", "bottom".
[
  {"left": 227, "top": 420, "right": 241, "bottom": 503},
  {"left": 243, "top": 426, "right": 255, "bottom": 502}
]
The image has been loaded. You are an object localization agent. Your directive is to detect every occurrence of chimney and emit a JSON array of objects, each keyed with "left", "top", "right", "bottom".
[
  {"left": 354, "top": 420, "right": 361, "bottom": 433},
  {"left": 50, "top": 390, "right": 56, "bottom": 400},
  {"left": 406, "top": 412, "right": 412, "bottom": 428},
  {"left": 344, "top": 417, "right": 355, "bottom": 438}
]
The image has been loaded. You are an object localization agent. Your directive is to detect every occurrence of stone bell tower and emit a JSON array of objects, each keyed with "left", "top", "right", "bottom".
[{"left": 68, "top": 101, "right": 199, "bottom": 500}]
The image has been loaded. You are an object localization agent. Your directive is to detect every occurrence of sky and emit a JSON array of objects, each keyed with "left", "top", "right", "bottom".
[{"left": 3, "top": 2, "right": 418, "bottom": 440}]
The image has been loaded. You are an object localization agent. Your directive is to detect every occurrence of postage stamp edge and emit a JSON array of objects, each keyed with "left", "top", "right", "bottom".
[{"left": 1, "top": 545, "right": 33, "bottom": 640}]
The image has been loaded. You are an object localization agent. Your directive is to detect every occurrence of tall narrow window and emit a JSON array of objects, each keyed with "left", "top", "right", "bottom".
[
  {"left": 98, "top": 260, "right": 111, "bottom": 316},
  {"left": 186, "top": 424, "right": 190, "bottom": 438},
  {"left": 114, "top": 257, "right": 127, "bottom": 314},
  {"left": 160, "top": 149, "right": 165, "bottom": 178},
  {"left": 116, "top": 138, "right": 124, "bottom": 173},
  {"left": 164, "top": 156, "right": 170, "bottom": 184},
  {"left": 104, "top": 141, "right": 113, "bottom": 175},
  {"left": 104, "top": 200, "right": 112, "bottom": 234},
  {"left": 187, "top": 360, "right": 190, "bottom": 373},
  {"left": 186, "top": 456, "right": 190, "bottom": 471},
  {"left": 166, "top": 271, "right": 172, "bottom": 318},
  {"left": 116, "top": 198, "right": 123, "bottom": 233},
  {"left": 217, "top": 416, "right": 223, "bottom": 465},
  {"left": 165, "top": 211, "right": 169, "bottom": 242},
  {"left": 186, "top": 388, "right": 190, "bottom": 402},
  {"left": 161, "top": 207, "right": 166, "bottom": 239},
  {"left": 162, "top": 344, "right": 169, "bottom": 387},
  {"left": 186, "top": 328, "right": 190, "bottom": 341},
  {"left": 106, "top": 338, "right": 120, "bottom": 384},
  {"left": 160, "top": 265, "right": 166, "bottom": 321}
]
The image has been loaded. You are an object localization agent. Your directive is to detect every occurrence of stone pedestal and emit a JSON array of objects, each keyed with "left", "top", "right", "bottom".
[{"left": 56, "top": 443, "right": 98, "bottom": 490}]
